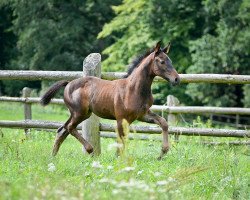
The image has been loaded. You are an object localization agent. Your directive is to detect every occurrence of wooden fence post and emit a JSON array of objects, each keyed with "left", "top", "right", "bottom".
[
  {"left": 22, "top": 87, "right": 32, "bottom": 134},
  {"left": 82, "top": 53, "right": 101, "bottom": 155},
  {"left": 167, "top": 95, "right": 180, "bottom": 141}
]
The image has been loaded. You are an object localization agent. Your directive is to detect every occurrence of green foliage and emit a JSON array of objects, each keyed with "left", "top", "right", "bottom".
[
  {"left": 0, "top": 0, "right": 121, "bottom": 95},
  {"left": 98, "top": 0, "right": 153, "bottom": 71},
  {"left": 98, "top": 0, "right": 203, "bottom": 73},
  {"left": 242, "top": 84, "right": 250, "bottom": 107},
  {"left": 186, "top": 0, "right": 250, "bottom": 106},
  {"left": 0, "top": 6, "right": 17, "bottom": 69},
  {"left": 8, "top": 0, "right": 121, "bottom": 71},
  {"left": 0, "top": 5, "right": 18, "bottom": 95},
  {"left": 192, "top": 116, "right": 212, "bottom": 128},
  {"left": 1, "top": 80, "right": 41, "bottom": 97}
]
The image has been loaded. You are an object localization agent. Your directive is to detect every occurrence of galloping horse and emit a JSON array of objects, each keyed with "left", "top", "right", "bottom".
[{"left": 40, "top": 41, "right": 180, "bottom": 159}]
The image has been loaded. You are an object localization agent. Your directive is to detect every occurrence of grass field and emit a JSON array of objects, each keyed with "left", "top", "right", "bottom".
[{"left": 0, "top": 102, "right": 249, "bottom": 199}]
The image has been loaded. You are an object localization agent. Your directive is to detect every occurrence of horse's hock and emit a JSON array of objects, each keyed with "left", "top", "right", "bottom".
[{"left": 82, "top": 53, "right": 102, "bottom": 155}]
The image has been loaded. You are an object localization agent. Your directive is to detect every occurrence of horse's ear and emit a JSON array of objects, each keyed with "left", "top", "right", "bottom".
[
  {"left": 154, "top": 41, "right": 162, "bottom": 55},
  {"left": 163, "top": 42, "right": 171, "bottom": 54}
]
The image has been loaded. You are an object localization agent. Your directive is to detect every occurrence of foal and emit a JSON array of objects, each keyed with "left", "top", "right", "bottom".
[{"left": 41, "top": 41, "right": 180, "bottom": 159}]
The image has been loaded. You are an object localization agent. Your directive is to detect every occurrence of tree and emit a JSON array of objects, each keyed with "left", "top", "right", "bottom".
[
  {"left": 9, "top": 0, "right": 121, "bottom": 71},
  {"left": 0, "top": 5, "right": 17, "bottom": 95},
  {"left": 0, "top": 0, "right": 121, "bottom": 95},
  {"left": 98, "top": 0, "right": 204, "bottom": 72},
  {"left": 186, "top": 0, "right": 250, "bottom": 107}
]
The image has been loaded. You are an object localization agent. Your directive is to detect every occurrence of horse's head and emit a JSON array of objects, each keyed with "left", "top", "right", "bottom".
[{"left": 151, "top": 41, "right": 180, "bottom": 86}]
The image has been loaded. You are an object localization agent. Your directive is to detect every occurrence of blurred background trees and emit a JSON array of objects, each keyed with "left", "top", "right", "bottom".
[
  {"left": 0, "top": 0, "right": 249, "bottom": 107},
  {"left": 0, "top": 0, "right": 121, "bottom": 95}
]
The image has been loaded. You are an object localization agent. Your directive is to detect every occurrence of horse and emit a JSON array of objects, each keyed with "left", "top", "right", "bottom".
[{"left": 40, "top": 41, "right": 180, "bottom": 160}]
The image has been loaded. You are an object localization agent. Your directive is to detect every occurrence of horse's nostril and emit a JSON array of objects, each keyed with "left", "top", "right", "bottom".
[{"left": 173, "top": 77, "right": 180, "bottom": 85}]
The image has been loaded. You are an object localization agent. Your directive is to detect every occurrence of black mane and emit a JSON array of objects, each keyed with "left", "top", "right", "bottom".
[{"left": 123, "top": 48, "right": 154, "bottom": 78}]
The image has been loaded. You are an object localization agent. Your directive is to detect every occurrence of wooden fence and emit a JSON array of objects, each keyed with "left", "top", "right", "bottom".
[
  {"left": 0, "top": 95, "right": 249, "bottom": 129},
  {"left": 1, "top": 96, "right": 250, "bottom": 115},
  {"left": 1, "top": 70, "right": 250, "bottom": 84},
  {"left": 0, "top": 120, "right": 248, "bottom": 138},
  {"left": 0, "top": 53, "right": 250, "bottom": 152}
]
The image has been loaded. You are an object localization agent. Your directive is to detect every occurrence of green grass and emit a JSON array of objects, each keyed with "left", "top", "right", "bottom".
[
  {"left": 0, "top": 102, "right": 69, "bottom": 122},
  {"left": 0, "top": 102, "right": 249, "bottom": 199},
  {"left": 0, "top": 102, "right": 117, "bottom": 125},
  {"left": 0, "top": 129, "right": 249, "bottom": 200}
]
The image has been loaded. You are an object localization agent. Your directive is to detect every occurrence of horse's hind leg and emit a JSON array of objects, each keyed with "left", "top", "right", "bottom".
[
  {"left": 67, "top": 114, "right": 94, "bottom": 154},
  {"left": 52, "top": 117, "right": 71, "bottom": 156},
  {"left": 139, "top": 111, "right": 169, "bottom": 160},
  {"left": 71, "top": 129, "right": 93, "bottom": 154}
]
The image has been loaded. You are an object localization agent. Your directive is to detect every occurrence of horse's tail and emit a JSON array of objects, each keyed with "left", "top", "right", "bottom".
[{"left": 40, "top": 80, "right": 69, "bottom": 106}]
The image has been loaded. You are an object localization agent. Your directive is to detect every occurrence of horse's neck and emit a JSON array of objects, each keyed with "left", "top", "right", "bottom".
[{"left": 127, "top": 58, "right": 155, "bottom": 98}]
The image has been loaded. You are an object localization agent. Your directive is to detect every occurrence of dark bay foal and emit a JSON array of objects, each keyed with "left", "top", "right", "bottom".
[{"left": 40, "top": 41, "right": 180, "bottom": 159}]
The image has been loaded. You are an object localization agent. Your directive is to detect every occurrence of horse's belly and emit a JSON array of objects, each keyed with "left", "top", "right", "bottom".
[
  {"left": 89, "top": 85, "right": 116, "bottom": 119},
  {"left": 90, "top": 98, "right": 116, "bottom": 120},
  {"left": 92, "top": 109, "right": 116, "bottom": 120}
]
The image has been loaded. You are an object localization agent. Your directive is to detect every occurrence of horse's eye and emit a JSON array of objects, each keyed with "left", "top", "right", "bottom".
[{"left": 160, "top": 60, "right": 165, "bottom": 65}]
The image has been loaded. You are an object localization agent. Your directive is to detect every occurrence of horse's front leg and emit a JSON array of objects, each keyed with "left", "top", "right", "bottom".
[
  {"left": 139, "top": 111, "right": 169, "bottom": 160},
  {"left": 116, "top": 119, "right": 126, "bottom": 156}
]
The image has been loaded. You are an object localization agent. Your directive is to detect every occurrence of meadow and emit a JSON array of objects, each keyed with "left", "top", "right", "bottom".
[{"left": 0, "top": 102, "right": 249, "bottom": 200}]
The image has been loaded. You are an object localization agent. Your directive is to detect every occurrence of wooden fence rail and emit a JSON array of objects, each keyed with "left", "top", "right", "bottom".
[
  {"left": 0, "top": 120, "right": 249, "bottom": 138},
  {"left": 1, "top": 70, "right": 250, "bottom": 84},
  {"left": 1, "top": 96, "right": 250, "bottom": 115}
]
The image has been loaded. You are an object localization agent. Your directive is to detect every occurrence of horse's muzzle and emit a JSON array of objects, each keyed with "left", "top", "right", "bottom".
[
  {"left": 163, "top": 74, "right": 180, "bottom": 86},
  {"left": 172, "top": 76, "right": 180, "bottom": 86},
  {"left": 172, "top": 76, "right": 181, "bottom": 85}
]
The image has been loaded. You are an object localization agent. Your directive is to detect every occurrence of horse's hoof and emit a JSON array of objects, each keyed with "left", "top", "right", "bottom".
[
  {"left": 51, "top": 151, "right": 57, "bottom": 157},
  {"left": 82, "top": 145, "right": 94, "bottom": 154},
  {"left": 161, "top": 145, "right": 169, "bottom": 156},
  {"left": 86, "top": 146, "right": 94, "bottom": 154},
  {"left": 157, "top": 147, "right": 169, "bottom": 160}
]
